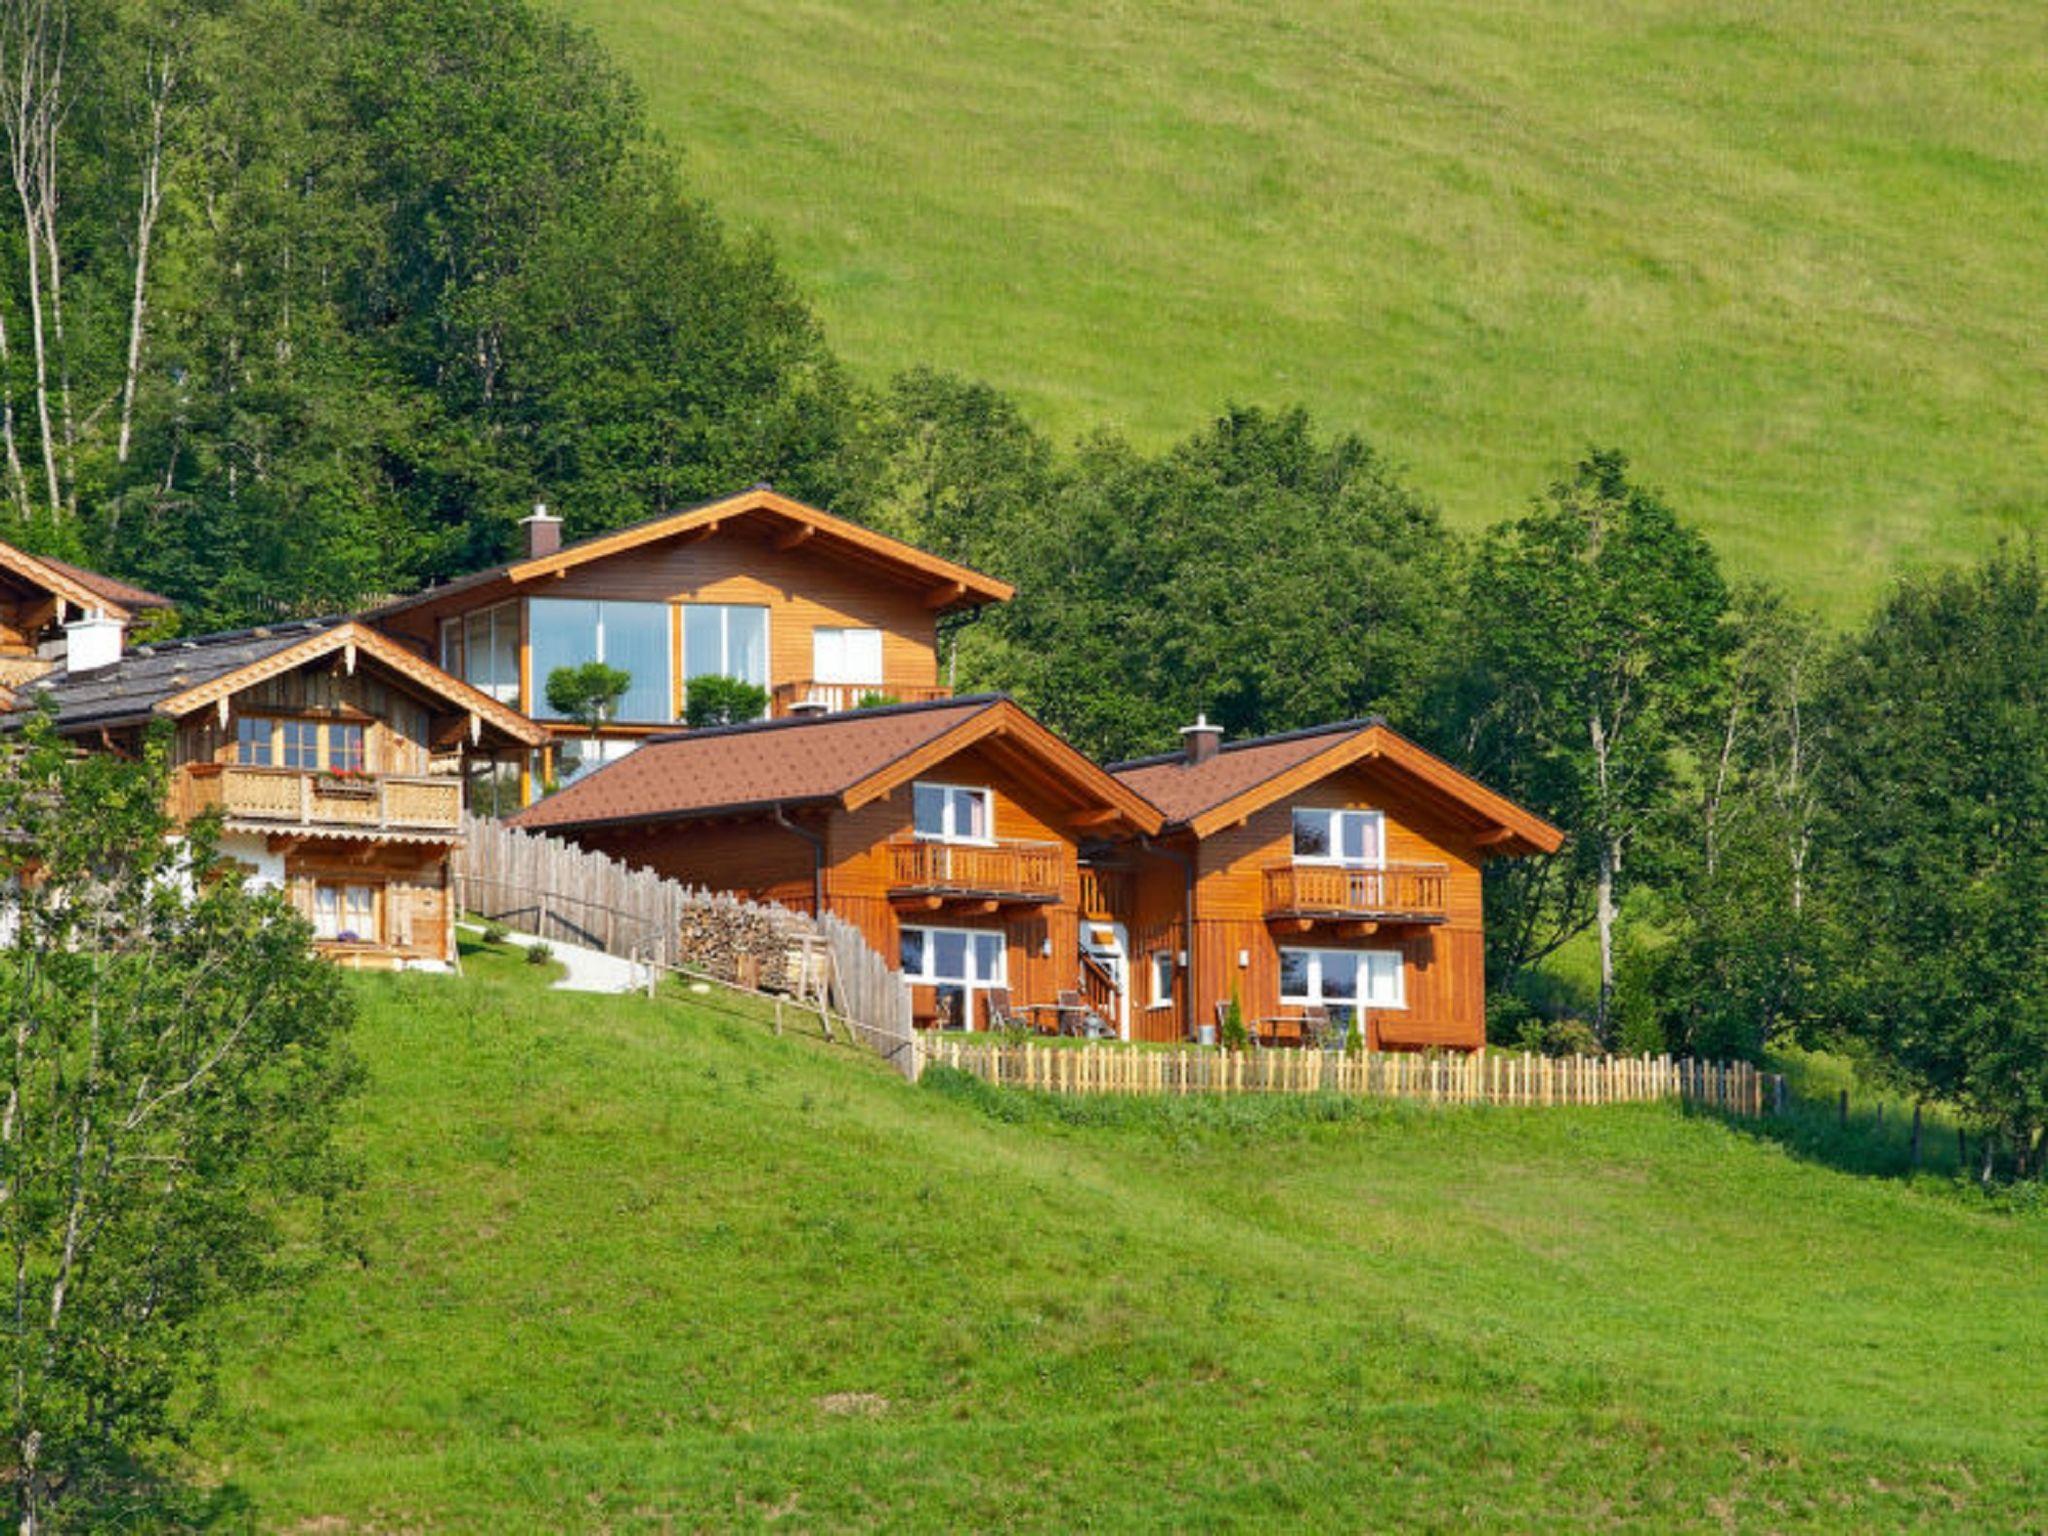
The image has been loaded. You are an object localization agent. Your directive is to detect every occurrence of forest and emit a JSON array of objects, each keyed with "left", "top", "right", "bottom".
[{"left": 4, "top": 0, "right": 2046, "bottom": 1170}]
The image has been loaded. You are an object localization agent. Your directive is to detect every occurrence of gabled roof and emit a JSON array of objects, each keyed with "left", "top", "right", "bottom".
[
  {"left": 363, "top": 485, "right": 1014, "bottom": 625},
  {"left": 0, "top": 540, "right": 171, "bottom": 623},
  {"left": 510, "top": 694, "right": 1162, "bottom": 836},
  {"left": 1112, "top": 719, "right": 1563, "bottom": 857},
  {"left": 8, "top": 617, "right": 548, "bottom": 747}
]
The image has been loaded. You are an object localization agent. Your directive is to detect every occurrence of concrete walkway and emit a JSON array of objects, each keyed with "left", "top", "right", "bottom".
[{"left": 456, "top": 922, "right": 649, "bottom": 995}]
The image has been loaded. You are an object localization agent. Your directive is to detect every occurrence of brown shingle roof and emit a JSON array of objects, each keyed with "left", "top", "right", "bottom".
[
  {"left": 1111, "top": 720, "right": 1379, "bottom": 826},
  {"left": 510, "top": 694, "right": 1163, "bottom": 835},
  {"left": 36, "top": 556, "right": 171, "bottom": 612},
  {"left": 512, "top": 697, "right": 1007, "bottom": 830}
]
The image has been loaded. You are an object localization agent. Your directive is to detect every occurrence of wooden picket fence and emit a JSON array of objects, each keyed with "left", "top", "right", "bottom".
[
  {"left": 921, "top": 1039, "right": 1774, "bottom": 1116},
  {"left": 453, "top": 815, "right": 921, "bottom": 1078}
]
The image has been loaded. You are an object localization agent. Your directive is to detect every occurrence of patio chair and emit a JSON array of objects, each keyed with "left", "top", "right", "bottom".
[
  {"left": 1055, "top": 988, "right": 1089, "bottom": 1037},
  {"left": 984, "top": 987, "right": 1025, "bottom": 1033},
  {"left": 1297, "top": 1006, "right": 1332, "bottom": 1051}
]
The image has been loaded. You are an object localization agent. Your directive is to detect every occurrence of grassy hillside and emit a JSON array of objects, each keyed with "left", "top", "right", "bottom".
[
  {"left": 196, "top": 943, "right": 2048, "bottom": 1529},
  {"left": 556, "top": 0, "right": 2048, "bottom": 615}
]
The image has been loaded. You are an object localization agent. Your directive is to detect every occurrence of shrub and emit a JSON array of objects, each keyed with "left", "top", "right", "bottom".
[
  {"left": 1220, "top": 988, "right": 1249, "bottom": 1051},
  {"left": 684, "top": 675, "right": 769, "bottom": 728},
  {"left": 525, "top": 942, "right": 554, "bottom": 967},
  {"left": 480, "top": 921, "right": 510, "bottom": 946},
  {"left": 855, "top": 692, "right": 901, "bottom": 709}
]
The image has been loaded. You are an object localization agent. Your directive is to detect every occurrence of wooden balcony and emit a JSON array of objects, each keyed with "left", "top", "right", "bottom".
[
  {"left": 173, "top": 764, "right": 462, "bottom": 836},
  {"left": 1262, "top": 861, "right": 1449, "bottom": 926},
  {"left": 770, "top": 680, "right": 952, "bottom": 717},
  {"left": 888, "top": 838, "right": 1062, "bottom": 907}
]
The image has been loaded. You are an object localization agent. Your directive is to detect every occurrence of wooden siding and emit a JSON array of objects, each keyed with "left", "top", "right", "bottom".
[
  {"left": 1125, "top": 761, "right": 1493, "bottom": 1049},
  {"left": 173, "top": 664, "right": 440, "bottom": 776},
  {"left": 281, "top": 841, "right": 453, "bottom": 965},
  {"left": 375, "top": 524, "right": 948, "bottom": 728}
]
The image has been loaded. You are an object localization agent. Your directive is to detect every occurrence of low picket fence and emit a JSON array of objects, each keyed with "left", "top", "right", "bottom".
[{"left": 920, "top": 1039, "right": 1775, "bottom": 1116}]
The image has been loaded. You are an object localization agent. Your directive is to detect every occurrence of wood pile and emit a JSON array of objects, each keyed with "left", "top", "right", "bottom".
[{"left": 674, "top": 891, "right": 816, "bottom": 994}]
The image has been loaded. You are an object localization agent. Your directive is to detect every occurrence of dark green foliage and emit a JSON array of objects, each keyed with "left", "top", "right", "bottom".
[
  {"left": 0, "top": 710, "right": 356, "bottom": 1528},
  {"left": 525, "top": 941, "right": 554, "bottom": 966},
  {"left": 1448, "top": 449, "right": 1730, "bottom": 1031},
  {"left": 962, "top": 405, "right": 1460, "bottom": 761},
  {"left": 683, "top": 674, "right": 767, "bottom": 728},
  {"left": 1813, "top": 544, "right": 2048, "bottom": 1164},
  {"left": 545, "top": 661, "right": 633, "bottom": 740},
  {"left": 1220, "top": 989, "right": 1249, "bottom": 1052}
]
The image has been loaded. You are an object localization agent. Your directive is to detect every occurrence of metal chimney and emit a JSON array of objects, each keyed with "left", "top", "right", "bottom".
[{"left": 1179, "top": 712, "right": 1222, "bottom": 766}]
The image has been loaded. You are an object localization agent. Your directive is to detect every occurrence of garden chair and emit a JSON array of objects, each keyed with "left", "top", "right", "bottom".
[{"left": 984, "top": 987, "right": 1026, "bottom": 1033}]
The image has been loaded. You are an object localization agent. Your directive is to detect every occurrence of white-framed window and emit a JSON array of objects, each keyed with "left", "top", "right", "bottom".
[
  {"left": 312, "top": 882, "right": 378, "bottom": 943},
  {"left": 1149, "top": 950, "right": 1175, "bottom": 1009},
  {"left": 913, "top": 781, "right": 993, "bottom": 844},
  {"left": 1292, "top": 808, "right": 1385, "bottom": 867},
  {"left": 1279, "top": 946, "right": 1404, "bottom": 1017},
  {"left": 900, "top": 924, "right": 1007, "bottom": 1030},
  {"left": 531, "top": 597, "right": 675, "bottom": 723},
  {"left": 812, "top": 626, "right": 883, "bottom": 686},
  {"left": 682, "top": 604, "right": 770, "bottom": 691}
]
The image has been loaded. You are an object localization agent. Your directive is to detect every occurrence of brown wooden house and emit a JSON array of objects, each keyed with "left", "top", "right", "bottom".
[
  {"left": 1101, "top": 716, "right": 1563, "bottom": 1050},
  {"left": 0, "top": 539, "right": 171, "bottom": 689},
  {"left": 508, "top": 695, "right": 1162, "bottom": 1029},
  {"left": 364, "top": 485, "right": 1013, "bottom": 808},
  {"left": 9, "top": 616, "right": 547, "bottom": 969}
]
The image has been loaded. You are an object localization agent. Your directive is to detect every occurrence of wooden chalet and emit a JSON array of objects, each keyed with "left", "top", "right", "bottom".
[
  {"left": 1101, "top": 716, "right": 1563, "bottom": 1050},
  {"left": 9, "top": 615, "right": 548, "bottom": 969},
  {"left": 0, "top": 539, "right": 171, "bottom": 689},
  {"left": 508, "top": 695, "right": 1163, "bottom": 1030},
  {"left": 364, "top": 485, "right": 1014, "bottom": 807}
]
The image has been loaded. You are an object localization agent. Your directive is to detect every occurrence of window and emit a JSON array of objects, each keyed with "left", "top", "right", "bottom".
[
  {"left": 900, "top": 924, "right": 1007, "bottom": 1030},
  {"left": 280, "top": 718, "right": 320, "bottom": 770},
  {"left": 913, "top": 782, "right": 992, "bottom": 844},
  {"left": 812, "top": 626, "right": 883, "bottom": 686},
  {"left": 311, "top": 882, "right": 377, "bottom": 943},
  {"left": 1279, "top": 946, "right": 1404, "bottom": 1019},
  {"left": 530, "top": 597, "right": 674, "bottom": 723},
  {"left": 1150, "top": 950, "right": 1175, "bottom": 1009},
  {"left": 235, "top": 715, "right": 273, "bottom": 767},
  {"left": 329, "top": 723, "right": 366, "bottom": 773},
  {"left": 1292, "top": 808, "right": 1385, "bottom": 866},
  {"left": 456, "top": 601, "right": 519, "bottom": 705},
  {"left": 682, "top": 604, "right": 770, "bottom": 690}
]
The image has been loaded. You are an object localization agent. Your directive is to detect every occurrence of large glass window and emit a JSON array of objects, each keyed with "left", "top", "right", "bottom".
[
  {"left": 812, "top": 626, "right": 883, "bottom": 685},
  {"left": 913, "top": 782, "right": 992, "bottom": 843},
  {"left": 1292, "top": 808, "right": 1385, "bottom": 866},
  {"left": 458, "top": 601, "right": 520, "bottom": 705},
  {"left": 1279, "top": 946, "right": 1404, "bottom": 1019},
  {"left": 530, "top": 597, "right": 674, "bottom": 723},
  {"left": 900, "top": 924, "right": 1007, "bottom": 1031},
  {"left": 682, "top": 604, "right": 769, "bottom": 689}
]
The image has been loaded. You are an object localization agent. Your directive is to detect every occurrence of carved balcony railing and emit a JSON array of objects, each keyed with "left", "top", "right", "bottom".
[
  {"left": 173, "top": 764, "right": 462, "bottom": 835},
  {"left": 1261, "top": 861, "right": 1449, "bottom": 924},
  {"left": 887, "top": 838, "right": 1062, "bottom": 905}
]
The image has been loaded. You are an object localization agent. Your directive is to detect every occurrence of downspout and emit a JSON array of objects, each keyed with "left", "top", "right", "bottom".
[
  {"left": 774, "top": 803, "right": 826, "bottom": 915},
  {"left": 1139, "top": 832, "right": 1197, "bottom": 1041}
]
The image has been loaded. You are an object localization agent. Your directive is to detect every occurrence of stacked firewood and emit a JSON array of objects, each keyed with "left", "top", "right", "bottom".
[{"left": 674, "top": 892, "right": 816, "bottom": 995}]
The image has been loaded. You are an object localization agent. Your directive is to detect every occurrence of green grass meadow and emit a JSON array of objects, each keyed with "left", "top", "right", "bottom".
[
  {"left": 196, "top": 943, "right": 2048, "bottom": 1529},
  {"left": 553, "top": 0, "right": 2048, "bottom": 616}
]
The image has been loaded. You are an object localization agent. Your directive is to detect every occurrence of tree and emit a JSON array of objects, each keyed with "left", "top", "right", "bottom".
[
  {"left": 1455, "top": 449, "right": 1728, "bottom": 1035},
  {"left": 683, "top": 674, "right": 767, "bottom": 728},
  {"left": 0, "top": 708, "right": 356, "bottom": 1528},
  {"left": 544, "top": 660, "right": 631, "bottom": 762},
  {"left": 985, "top": 405, "right": 1461, "bottom": 761},
  {"left": 1815, "top": 544, "right": 2048, "bottom": 1175}
]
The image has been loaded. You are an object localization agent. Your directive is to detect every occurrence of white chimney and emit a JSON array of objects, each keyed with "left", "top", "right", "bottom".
[
  {"left": 64, "top": 611, "right": 125, "bottom": 674},
  {"left": 520, "top": 502, "right": 563, "bottom": 559},
  {"left": 1179, "top": 712, "right": 1223, "bottom": 766}
]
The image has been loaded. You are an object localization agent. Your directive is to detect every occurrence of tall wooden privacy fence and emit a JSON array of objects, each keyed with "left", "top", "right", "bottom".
[
  {"left": 453, "top": 815, "right": 919, "bottom": 1078},
  {"left": 923, "top": 1039, "right": 1775, "bottom": 1116}
]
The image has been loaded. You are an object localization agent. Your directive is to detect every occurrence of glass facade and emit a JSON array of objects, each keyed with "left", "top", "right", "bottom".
[{"left": 529, "top": 597, "right": 674, "bottom": 723}]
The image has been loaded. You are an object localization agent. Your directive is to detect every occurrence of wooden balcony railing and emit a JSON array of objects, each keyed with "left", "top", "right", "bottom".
[
  {"left": 770, "top": 680, "right": 952, "bottom": 717},
  {"left": 1262, "top": 861, "right": 1449, "bottom": 923},
  {"left": 887, "top": 838, "right": 1062, "bottom": 903},
  {"left": 173, "top": 764, "right": 463, "bottom": 834},
  {"left": 1078, "top": 864, "right": 1132, "bottom": 921}
]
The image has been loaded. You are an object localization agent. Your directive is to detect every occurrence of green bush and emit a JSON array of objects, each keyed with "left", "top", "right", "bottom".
[
  {"left": 480, "top": 921, "right": 510, "bottom": 946},
  {"left": 1220, "top": 988, "right": 1249, "bottom": 1051},
  {"left": 855, "top": 691, "right": 901, "bottom": 709},
  {"left": 684, "top": 675, "right": 770, "bottom": 728},
  {"left": 525, "top": 942, "right": 554, "bottom": 967}
]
